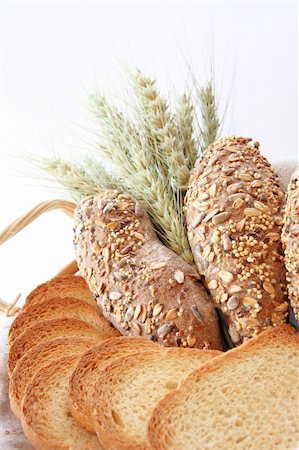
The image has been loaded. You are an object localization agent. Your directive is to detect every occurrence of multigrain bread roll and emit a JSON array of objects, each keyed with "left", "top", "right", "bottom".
[
  {"left": 282, "top": 170, "right": 299, "bottom": 321},
  {"left": 185, "top": 136, "right": 288, "bottom": 345},
  {"left": 73, "top": 191, "right": 222, "bottom": 350}
]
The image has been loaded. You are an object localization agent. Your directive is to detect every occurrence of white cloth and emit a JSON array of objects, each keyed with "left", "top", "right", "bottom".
[
  {"left": 0, "top": 317, "right": 33, "bottom": 449},
  {"left": 0, "top": 160, "right": 297, "bottom": 449}
]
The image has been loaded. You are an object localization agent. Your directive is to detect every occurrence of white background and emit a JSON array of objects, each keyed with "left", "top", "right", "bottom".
[{"left": 0, "top": 2, "right": 297, "bottom": 304}]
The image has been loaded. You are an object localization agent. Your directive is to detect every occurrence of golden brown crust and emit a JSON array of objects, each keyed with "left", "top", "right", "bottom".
[
  {"left": 185, "top": 136, "right": 287, "bottom": 345},
  {"left": 92, "top": 347, "right": 221, "bottom": 450},
  {"left": 23, "top": 275, "right": 97, "bottom": 310},
  {"left": 147, "top": 324, "right": 299, "bottom": 450},
  {"left": 9, "top": 337, "right": 97, "bottom": 419},
  {"left": 282, "top": 170, "right": 299, "bottom": 321},
  {"left": 8, "top": 296, "right": 120, "bottom": 345},
  {"left": 7, "top": 318, "right": 105, "bottom": 377},
  {"left": 21, "top": 356, "right": 101, "bottom": 450},
  {"left": 73, "top": 191, "right": 222, "bottom": 351},
  {"left": 68, "top": 337, "right": 159, "bottom": 433}
]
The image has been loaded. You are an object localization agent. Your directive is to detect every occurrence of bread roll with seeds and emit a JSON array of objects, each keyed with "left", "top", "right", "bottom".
[
  {"left": 73, "top": 191, "right": 221, "bottom": 350},
  {"left": 282, "top": 170, "right": 299, "bottom": 321},
  {"left": 185, "top": 136, "right": 288, "bottom": 345}
]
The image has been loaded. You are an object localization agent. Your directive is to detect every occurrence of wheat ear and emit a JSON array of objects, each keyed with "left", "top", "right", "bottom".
[{"left": 198, "top": 81, "right": 220, "bottom": 151}]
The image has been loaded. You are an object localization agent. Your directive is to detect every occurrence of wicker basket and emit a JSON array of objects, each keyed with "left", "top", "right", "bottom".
[{"left": 0, "top": 199, "right": 77, "bottom": 317}]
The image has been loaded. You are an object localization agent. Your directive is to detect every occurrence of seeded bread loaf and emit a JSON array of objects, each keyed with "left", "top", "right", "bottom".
[
  {"left": 282, "top": 170, "right": 299, "bottom": 321},
  {"left": 10, "top": 337, "right": 98, "bottom": 419},
  {"left": 8, "top": 296, "right": 120, "bottom": 345},
  {"left": 69, "top": 337, "right": 159, "bottom": 432},
  {"left": 147, "top": 324, "right": 299, "bottom": 450},
  {"left": 21, "top": 356, "right": 101, "bottom": 450},
  {"left": 73, "top": 191, "right": 221, "bottom": 350},
  {"left": 7, "top": 318, "right": 106, "bottom": 376},
  {"left": 92, "top": 347, "right": 220, "bottom": 450},
  {"left": 23, "top": 275, "right": 97, "bottom": 310},
  {"left": 74, "top": 191, "right": 221, "bottom": 349},
  {"left": 185, "top": 136, "right": 288, "bottom": 345}
]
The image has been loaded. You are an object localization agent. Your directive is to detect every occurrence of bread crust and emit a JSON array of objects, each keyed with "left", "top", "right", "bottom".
[
  {"left": 147, "top": 324, "right": 299, "bottom": 450},
  {"left": 68, "top": 336, "right": 159, "bottom": 432},
  {"left": 8, "top": 296, "right": 120, "bottom": 345},
  {"left": 73, "top": 191, "right": 222, "bottom": 350},
  {"left": 7, "top": 318, "right": 105, "bottom": 377},
  {"left": 21, "top": 356, "right": 101, "bottom": 450},
  {"left": 23, "top": 275, "right": 97, "bottom": 310},
  {"left": 282, "top": 170, "right": 299, "bottom": 321},
  {"left": 185, "top": 136, "right": 287, "bottom": 345},
  {"left": 9, "top": 337, "right": 97, "bottom": 419},
  {"left": 92, "top": 347, "right": 220, "bottom": 450}
]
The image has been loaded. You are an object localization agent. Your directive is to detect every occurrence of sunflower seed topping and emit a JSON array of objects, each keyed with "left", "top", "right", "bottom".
[
  {"left": 227, "top": 296, "right": 239, "bottom": 310},
  {"left": 109, "top": 291, "right": 122, "bottom": 300},
  {"left": 191, "top": 304, "right": 204, "bottom": 323},
  {"left": 191, "top": 212, "right": 206, "bottom": 228},
  {"left": 207, "top": 279, "right": 218, "bottom": 290},
  {"left": 212, "top": 212, "right": 230, "bottom": 225},
  {"left": 157, "top": 322, "right": 173, "bottom": 338},
  {"left": 166, "top": 308, "right": 178, "bottom": 321},
  {"left": 174, "top": 270, "right": 184, "bottom": 284},
  {"left": 219, "top": 270, "right": 234, "bottom": 283},
  {"left": 187, "top": 334, "right": 197, "bottom": 347},
  {"left": 153, "top": 303, "right": 163, "bottom": 317},
  {"left": 150, "top": 262, "right": 167, "bottom": 270}
]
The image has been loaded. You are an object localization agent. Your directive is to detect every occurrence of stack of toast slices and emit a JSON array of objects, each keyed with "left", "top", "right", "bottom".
[{"left": 7, "top": 275, "right": 299, "bottom": 449}]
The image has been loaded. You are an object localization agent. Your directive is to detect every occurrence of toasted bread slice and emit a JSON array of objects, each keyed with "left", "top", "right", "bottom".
[
  {"left": 8, "top": 296, "right": 120, "bottom": 344},
  {"left": 147, "top": 324, "right": 299, "bottom": 450},
  {"left": 92, "top": 347, "right": 220, "bottom": 449},
  {"left": 69, "top": 337, "right": 159, "bottom": 432},
  {"left": 21, "top": 356, "right": 101, "bottom": 450},
  {"left": 7, "top": 318, "right": 107, "bottom": 377},
  {"left": 23, "top": 275, "right": 97, "bottom": 310},
  {"left": 10, "top": 337, "right": 98, "bottom": 419}
]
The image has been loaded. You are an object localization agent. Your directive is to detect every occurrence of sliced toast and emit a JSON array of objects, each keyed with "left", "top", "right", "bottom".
[
  {"left": 21, "top": 356, "right": 101, "bottom": 450},
  {"left": 147, "top": 325, "right": 299, "bottom": 450},
  {"left": 10, "top": 337, "right": 98, "bottom": 419},
  {"left": 7, "top": 318, "right": 106, "bottom": 376},
  {"left": 8, "top": 296, "right": 120, "bottom": 344},
  {"left": 69, "top": 337, "right": 159, "bottom": 432},
  {"left": 92, "top": 347, "right": 220, "bottom": 449},
  {"left": 23, "top": 275, "right": 97, "bottom": 310}
]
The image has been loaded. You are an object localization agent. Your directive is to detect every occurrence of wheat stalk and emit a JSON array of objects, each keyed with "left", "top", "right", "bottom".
[
  {"left": 198, "top": 81, "right": 220, "bottom": 151},
  {"left": 89, "top": 83, "right": 194, "bottom": 264},
  {"left": 134, "top": 71, "right": 196, "bottom": 190},
  {"left": 39, "top": 157, "right": 117, "bottom": 202}
]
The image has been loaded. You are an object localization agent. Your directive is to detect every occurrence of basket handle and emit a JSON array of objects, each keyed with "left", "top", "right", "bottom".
[
  {"left": 0, "top": 199, "right": 77, "bottom": 316},
  {"left": 0, "top": 199, "right": 76, "bottom": 245}
]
